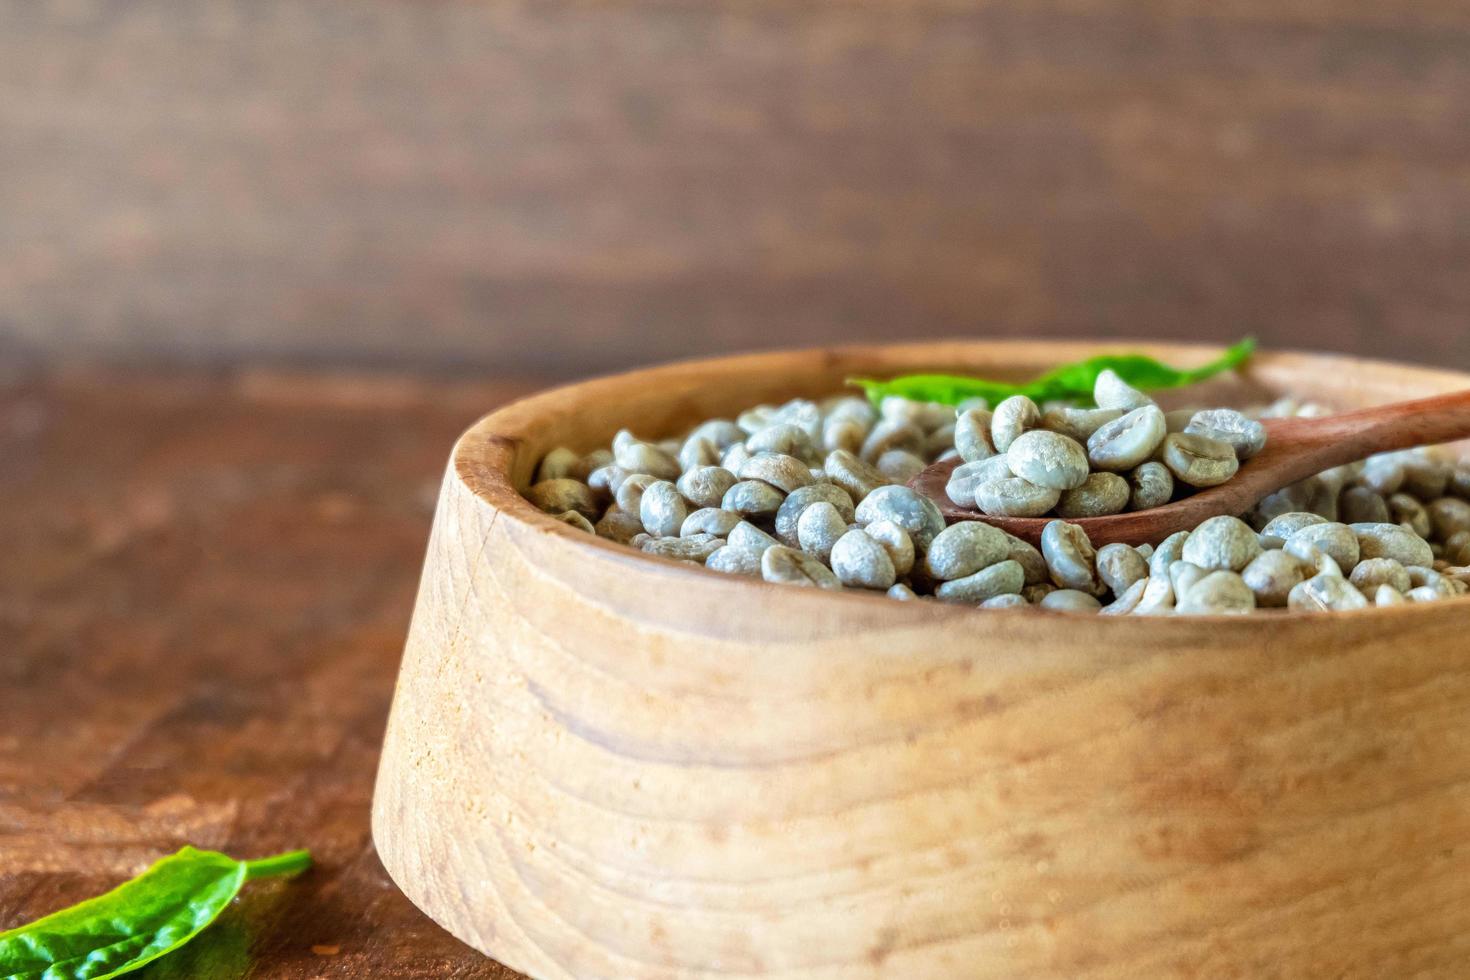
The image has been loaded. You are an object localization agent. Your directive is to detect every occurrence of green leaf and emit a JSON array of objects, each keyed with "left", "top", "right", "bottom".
[
  {"left": 850, "top": 337, "right": 1256, "bottom": 407},
  {"left": 0, "top": 847, "right": 311, "bottom": 980}
]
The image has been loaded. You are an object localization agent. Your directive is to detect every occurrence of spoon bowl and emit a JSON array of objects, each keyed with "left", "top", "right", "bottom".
[{"left": 912, "top": 389, "right": 1470, "bottom": 546}]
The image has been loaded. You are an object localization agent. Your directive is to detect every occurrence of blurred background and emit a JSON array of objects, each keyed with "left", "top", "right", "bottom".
[
  {"left": 6, "top": 4, "right": 1470, "bottom": 976},
  {"left": 4, "top": 1, "right": 1469, "bottom": 378}
]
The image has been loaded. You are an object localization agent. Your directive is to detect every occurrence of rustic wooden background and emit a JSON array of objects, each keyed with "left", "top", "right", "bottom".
[
  {"left": 4, "top": 3, "right": 1470, "bottom": 975},
  {"left": 4, "top": 0, "right": 1470, "bottom": 376}
]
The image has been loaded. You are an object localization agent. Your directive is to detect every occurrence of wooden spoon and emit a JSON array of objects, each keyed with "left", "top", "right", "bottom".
[{"left": 910, "top": 389, "right": 1470, "bottom": 547}]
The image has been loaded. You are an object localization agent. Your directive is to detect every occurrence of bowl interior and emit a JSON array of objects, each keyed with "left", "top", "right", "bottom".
[{"left": 482, "top": 341, "right": 1469, "bottom": 492}]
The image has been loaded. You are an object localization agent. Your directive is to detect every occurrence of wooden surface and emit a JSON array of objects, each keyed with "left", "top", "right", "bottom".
[
  {"left": 0, "top": 368, "right": 535, "bottom": 978},
  {"left": 913, "top": 387, "right": 1470, "bottom": 546},
  {"left": 374, "top": 342, "right": 1470, "bottom": 979},
  {"left": 6, "top": 1, "right": 1470, "bottom": 375}
]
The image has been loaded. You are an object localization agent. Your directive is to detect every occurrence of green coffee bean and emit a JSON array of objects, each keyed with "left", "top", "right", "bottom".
[
  {"left": 973, "top": 477, "right": 1059, "bottom": 517},
  {"left": 536, "top": 447, "right": 580, "bottom": 483},
  {"left": 946, "top": 456, "right": 1013, "bottom": 507},
  {"left": 1002, "top": 531, "right": 1049, "bottom": 585},
  {"left": 831, "top": 529, "right": 898, "bottom": 590},
  {"left": 761, "top": 545, "right": 842, "bottom": 589},
  {"left": 1375, "top": 584, "right": 1407, "bottom": 606},
  {"left": 615, "top": 473, "right": 659, "bottom": 515},
  {"left": 1040, "top": 589, "right": 1103, "bottom": 613},
  {"left": 1340, "top": 487, "right": 1391, "bottom": 525},
  {"left": 527, "top": 478, "right": 598, "bottom": 520},
  {"left": 553, "top": 510, "right": 595, "bottom": 533},
  {"left": 875, "top": 449, "right": 926, "bottom": 484},
  {"left": 1056, "top": 472, "right": 1130, "bottom": 518},
  {"left": 1401, "top": 452, "right": 1452, "bottom": 498},
  {"left": 924, "top": 422, "right": 958, "bottom": 459},
  {"left": 954, "top": 408, "right": 998, "bottom": 463},
  {"left": 1101, "top": 578, "right": 1149, "bottom": 615},
  {"left": 639, "top": 481, "right": 687, "bottom": 537},
  {"left": 1041, "top": 520, "right": 1101, "bottom": 594},
  {"left": 687, "top": 419, "right": 747, "bottom": 451},
  {"left": 1039, "top": 406, "right": 1123, "bottom": 443},
  {"left": 1251, "top": 480, "right": 1314, "bottom": 529},
  {"left": 1351, "top": 522, "right": 1433, "bottom": 567},
  {"left": 1288, "top": 574, "right": 1369, "bottom": 612},
  {"left": 746, "top": 422, "right": 817, "bottom": 462},
  {"left": 823, "top": 418, "right": 867, "bottom": 455},
  {"left": 774, "top": 483, "right": 855, "bottom": 544},
  {"left": 936, "top": 559, "right": 1026, "bottom": 603},
  {"left": 729, "top": 521, "right": 780, "bottom": 554},
  {"left": 706, "top": 545, "right": 763, "bottom": 576},
  {"left": 588, "top": 463, "right": 630, "bottom": 497},
  {"left": 1451, "top": 465, "right": 1470, "bottom": 499},
  {"left": 681, "top": 507, "right": 743, "bottom": 538},
  {"left": 1132, "top": 574, "right": 1176, "bottom": 615},
  {"left": 679, "top": 436, "right": 720, "bottom": 471},
  {"left": 824, "top": 449, "right": 890, "bottom": 503},
  {"left": 1093, "top": 368, "right": 1153, "bottom": 411},
  {"left": 881, "top": 395, "right": 950, "bottom": 431},
  {"left": 677, "top": 466, "right": 739, "bottom": 510},
  {"left": 1348, "top": 557, "right": 1411, "bottom": 594},
  {"left": 594, "top": 507, "right": 645, "bottom": 544},
  {"left": 1096, "top": 543, "right": 1148, "bottom": 594},
  {"left": 721, "top": 443, "right": 752, "bottom": 473},
  {"left": 1148, "top": 530, "right": 1191, "bottom": 579},
  {"left": 1161, "top": 432, "right": 1239, "bottom": 487},
  {"left": 1260, "top": 512, "right": 1328, "bottom": 539},
  {"left": 1128, "top": 461, "right": 1174, "bottom": 511},
  {"left": 1241, "top": 549, "right": 1306, "bottom": 607},
  {"left": 1168, "top": 560, "right": 1208, "bottom": 600},
  {"left": 642, "top": 533, "right": 722, "bottom": 563},
  {"left": 722, "top": 479, "right": 786, "bottom": 520},
  {"left": 980, "top": 592, "right": 1030, "bottom": 609},
  {"left": 1021, "top": 582, "right": 1056, "bottom": 604},
  {"left": 737, "top": 406, "right": 776, "bottom": 434},
  {"left": 1177, "top": 570, "right": 1256, "bottom": 614},
  {"left": 1006, "top": 430, "right": 1091, "bottom": 491},
  {"left": 1428, "top": 497, "right": 1470, "bottom": 539},
  {"left": 991, "top": 395, "right": 1041, "bottom": 453},
  {"left": 861, "top": 419, "right": 926, "bottom": 463},
  {"left": 887, "top": 582, "right": 920, "bottom": 601},
  {"left": 571, "top": 448, "right": 611, "bottom": 481},
  {"left": 1387, "top": 493, "right": 1431, "bottom": 539},
  {"left": 925, "top": 521, "right": 1009, "bottom": 580},
  {"left": 1181, "top": 516, "right": 1261, "bottom": 572},
  {"left": 865, "top": 520, "right": 917, "bottom": 577},
  {"left": 1087, "top": 405, "right": 1167, "bottom": 472},
  {"left": 615, "top": 439, "right": 681, "bottom": 480},
  {"left": 796, "top": 501, "right": 848, "bottom": 564},
  {"left": 1444, "top": 529, "right": 1470, "bottom": 566},
  {"left": 1184, "top": 409, "right": 1267, "bottom": 460},
  {"left": 739, "top": 452, "right": 814, "bottom": 493},
  {"left": 1285, "top": 522, "right": 1359, "bottom": 571},
  {"left": 854, "top": 485, "right": 946, "bottom": 550},
  {"left": 1405, "top": 565, "right": 1455, "bottom": 598}
]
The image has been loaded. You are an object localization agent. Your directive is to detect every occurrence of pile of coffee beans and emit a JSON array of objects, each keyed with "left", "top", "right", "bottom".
[{"left": 523, "top": 386, "right": 1469, "bottom": 614}]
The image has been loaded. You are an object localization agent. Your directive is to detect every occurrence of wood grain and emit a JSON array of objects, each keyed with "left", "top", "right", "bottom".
[
  {"left": 375, "top": 342, "right": 1470, "bottom": 978},
  {"left": 5, "top": 1, "right": 1470, "bottom": 374},
  {"left": 0, "top": 368, "right": 538, "bottom": 978}
]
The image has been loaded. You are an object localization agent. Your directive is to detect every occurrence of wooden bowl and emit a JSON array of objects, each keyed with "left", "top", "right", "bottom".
[{"left": 373, "top": 342, "right": 1470, "bottom": 979}]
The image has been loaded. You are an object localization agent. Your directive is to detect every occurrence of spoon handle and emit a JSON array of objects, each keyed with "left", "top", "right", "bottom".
[{"left": 1268, "top": 389, "right": 1470, "bottom": 469}]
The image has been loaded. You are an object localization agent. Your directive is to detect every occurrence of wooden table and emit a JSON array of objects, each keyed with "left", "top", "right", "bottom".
[{"left": 0, "top": 368, "right": 537, "bottom": 978}]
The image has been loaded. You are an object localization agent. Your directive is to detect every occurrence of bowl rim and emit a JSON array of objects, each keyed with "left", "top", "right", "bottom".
[{"left": 448, "top": 339, "right": 1470, "bottom": 626}]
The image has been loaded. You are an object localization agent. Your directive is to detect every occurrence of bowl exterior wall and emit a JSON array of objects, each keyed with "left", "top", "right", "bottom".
[{"left": 374, "top": 343, "right": 1470, "bottom": 979}]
